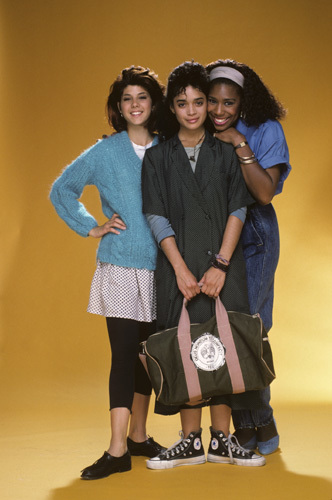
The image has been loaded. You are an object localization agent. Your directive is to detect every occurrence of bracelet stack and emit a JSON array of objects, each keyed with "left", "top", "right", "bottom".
[
  {"left": 234, "top": 140, "right": 257, "bottom": 164},
  {"left": 215, "top": 254, "right": 230, "bottom": 265},
  {"left": 237, "top": 153, "right": 258, "bottom": 165},
  {"left": 211, "top": 254, "right": 230, "bottom": 273}
]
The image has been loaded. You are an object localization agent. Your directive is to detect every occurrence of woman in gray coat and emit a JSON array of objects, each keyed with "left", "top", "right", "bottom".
[{"left": 142, "top": 61, "right": 265, "bottom": 470}]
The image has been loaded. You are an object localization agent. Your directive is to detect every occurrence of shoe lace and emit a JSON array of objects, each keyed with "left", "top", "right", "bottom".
[
  {"left": 164, "top": 431, "right": 190, "bottom": 459},
  {"left": 227, "top": 434, "right": 251, "bottom": 463}
]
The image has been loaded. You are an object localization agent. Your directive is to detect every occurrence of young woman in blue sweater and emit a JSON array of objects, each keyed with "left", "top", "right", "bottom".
[
  {"left": 206, "top": 59, "right": 291, "bottom": 455},
  {"left": 50, "top": 66, "right": 165, "bottom": 479}
]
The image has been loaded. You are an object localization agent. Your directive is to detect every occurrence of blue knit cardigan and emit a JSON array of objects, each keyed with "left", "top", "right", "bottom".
[{"left": 50, "top": 131, "right": 158, "bottom": 271}]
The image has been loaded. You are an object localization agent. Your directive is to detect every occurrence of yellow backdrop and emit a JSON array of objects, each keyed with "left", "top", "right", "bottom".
[{"left": 1, "top": 0, "right": 331, "bottom": 415}]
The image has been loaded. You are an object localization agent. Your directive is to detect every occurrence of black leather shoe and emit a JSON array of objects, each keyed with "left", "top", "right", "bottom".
[
  {"left": 127, "top": 436, "right": 167, "bottom": 458},
  {"left": 80, "top": 451, "right": 131, "bottom": 480}
]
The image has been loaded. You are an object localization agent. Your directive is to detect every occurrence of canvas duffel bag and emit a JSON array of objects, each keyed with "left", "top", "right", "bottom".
[{"left": 140, "top": 297, "right": 275, "bottom": 406}]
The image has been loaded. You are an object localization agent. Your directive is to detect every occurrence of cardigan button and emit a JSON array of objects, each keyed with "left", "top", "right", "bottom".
[{"left": 207, "top": 250, "right": 212, "bottom": 256}]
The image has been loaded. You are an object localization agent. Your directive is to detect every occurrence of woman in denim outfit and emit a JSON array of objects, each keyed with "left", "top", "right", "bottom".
[{"left": 206, "top": 59, "right": 291, "bottom": 454}]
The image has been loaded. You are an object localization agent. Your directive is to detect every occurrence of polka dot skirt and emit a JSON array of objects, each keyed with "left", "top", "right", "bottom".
[{"left": 87, "top": 261, "right": 156, "bottom": 322}]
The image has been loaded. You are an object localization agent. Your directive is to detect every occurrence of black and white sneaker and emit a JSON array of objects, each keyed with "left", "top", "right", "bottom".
[
  {"left": 146, "top": 429, "right": 206, "bottom": 469},
  {"left": 207, "top": 427, "right": 266, "bottom": 467}
]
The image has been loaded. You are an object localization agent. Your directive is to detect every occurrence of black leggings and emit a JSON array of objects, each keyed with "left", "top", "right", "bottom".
[{"left": 106, "top": 317, "right": 156, "bottom": 411}]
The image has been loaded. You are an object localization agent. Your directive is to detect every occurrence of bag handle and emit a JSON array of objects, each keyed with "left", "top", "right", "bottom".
[
  {"left": 177, "top": 296, "right": 245, "bottom": 402},
  {"left": 214, "top": 297, "right": 245, "bottom": 393}
]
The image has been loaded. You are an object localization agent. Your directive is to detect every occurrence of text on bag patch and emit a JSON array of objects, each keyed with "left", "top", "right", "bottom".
[{"left": 190, "top": 333, "right": 226, "bottom": 371}]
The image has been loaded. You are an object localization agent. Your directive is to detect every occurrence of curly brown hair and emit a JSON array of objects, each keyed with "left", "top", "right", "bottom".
[
  {"left": 162, "top": 61, "right": 210, "bottom": 138},
  {"left": 106, "top": 66, "right": 165, "bottom": 134},
  {"left": 206, "top": 59, "right": 286, "bottom": 127}
]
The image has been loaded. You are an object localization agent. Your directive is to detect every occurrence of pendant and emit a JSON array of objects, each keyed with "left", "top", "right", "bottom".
[{"left": 189, "top": 156, "right": 196, "bottom": 162}]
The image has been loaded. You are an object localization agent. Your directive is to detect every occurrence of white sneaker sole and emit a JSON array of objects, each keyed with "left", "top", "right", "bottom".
[
  {"left": 207, "top": 453, "right": 266, "bottom": 467},
  {"left": 147, "top": 455, "right": 206, "bottom": 470}
]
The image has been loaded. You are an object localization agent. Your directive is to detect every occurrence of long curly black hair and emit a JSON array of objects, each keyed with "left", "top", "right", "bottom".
[{"left": 206, "top": 59, "right": 286, "bottom": 127}]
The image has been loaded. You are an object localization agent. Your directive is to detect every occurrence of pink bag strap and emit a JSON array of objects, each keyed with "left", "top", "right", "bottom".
[
  {"left": 215, "top": 297, "right": 245, "bottom": 393},
  {"left": 177, "top": 299, "right": 203, "bottom": 403},
  {"left": 177, "top": 296, "right": 245, "bottom": 401}
]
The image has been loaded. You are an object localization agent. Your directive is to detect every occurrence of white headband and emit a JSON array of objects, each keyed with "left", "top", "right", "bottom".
[{"left": 209, "top": 67, "right": 244, "bottom": 88}]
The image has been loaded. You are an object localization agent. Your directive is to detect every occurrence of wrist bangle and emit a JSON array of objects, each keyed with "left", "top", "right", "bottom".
[
  {"left": 211, "top": 261, "right": 227, "bottom": 273},
  {"left": 238, "top": 157, "right": 258, "bottom": 165},
  {"left": 211, "top": 257, "right": 229, "bottom": 273},
  {"left": 215, "top": 254, "right": 230, "bottom": 265},
  {"left": 234, "top": 141, "right": 248, "bottom": 150},
  {"left": 237, "top": 154, "right": 255, "bottom": 161}
]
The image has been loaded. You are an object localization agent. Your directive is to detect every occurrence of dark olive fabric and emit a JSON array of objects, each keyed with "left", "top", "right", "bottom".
[
  {"left": 143, "top": 309, "right": 275, "bottom": 407},
  {"left": 142, "top": 131, "right": 260, "bottom": 414},
  {"left": 142, "top": 132, "right": 254, "bottom": 330}
]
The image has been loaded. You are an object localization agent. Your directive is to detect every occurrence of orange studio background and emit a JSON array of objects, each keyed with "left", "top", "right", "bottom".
[{"left": 0, "top": 1, "right": 331, "bottom": 499}]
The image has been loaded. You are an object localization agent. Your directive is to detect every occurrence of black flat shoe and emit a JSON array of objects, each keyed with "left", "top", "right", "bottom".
[
  {"left": 80, "top": 451, "right": 131, "bottom": 480},
  {"left": 127, "top": 436, "right": 167, "bottom": 458}
]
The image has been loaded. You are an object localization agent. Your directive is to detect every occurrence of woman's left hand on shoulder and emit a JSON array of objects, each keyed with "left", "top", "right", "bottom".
[{"left": 199, "top": 267, "right": 226, "bottom": 298}]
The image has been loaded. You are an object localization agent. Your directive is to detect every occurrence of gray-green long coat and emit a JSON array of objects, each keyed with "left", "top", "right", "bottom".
[{"left": 142, "top": 132, "right": 254, "bottom": 331}]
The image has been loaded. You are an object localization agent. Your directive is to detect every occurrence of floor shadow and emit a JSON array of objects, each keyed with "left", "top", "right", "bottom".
[{"left": 47, "top": 452, "right": 332, "bottom": 500}]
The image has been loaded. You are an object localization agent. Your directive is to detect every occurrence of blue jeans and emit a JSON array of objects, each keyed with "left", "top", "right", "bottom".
[{"left": 232, "top": 203, "right": 280, "bottom": 429}]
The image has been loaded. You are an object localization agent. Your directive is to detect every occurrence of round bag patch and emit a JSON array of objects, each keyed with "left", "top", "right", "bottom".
[{"left": 191, "top": 333, "right": 226, "bottom": 371}]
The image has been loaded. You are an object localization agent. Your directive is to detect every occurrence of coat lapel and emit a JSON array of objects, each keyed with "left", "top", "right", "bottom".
[{"left": 194, "top": 132, "right": 218, "bottom": 193}]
